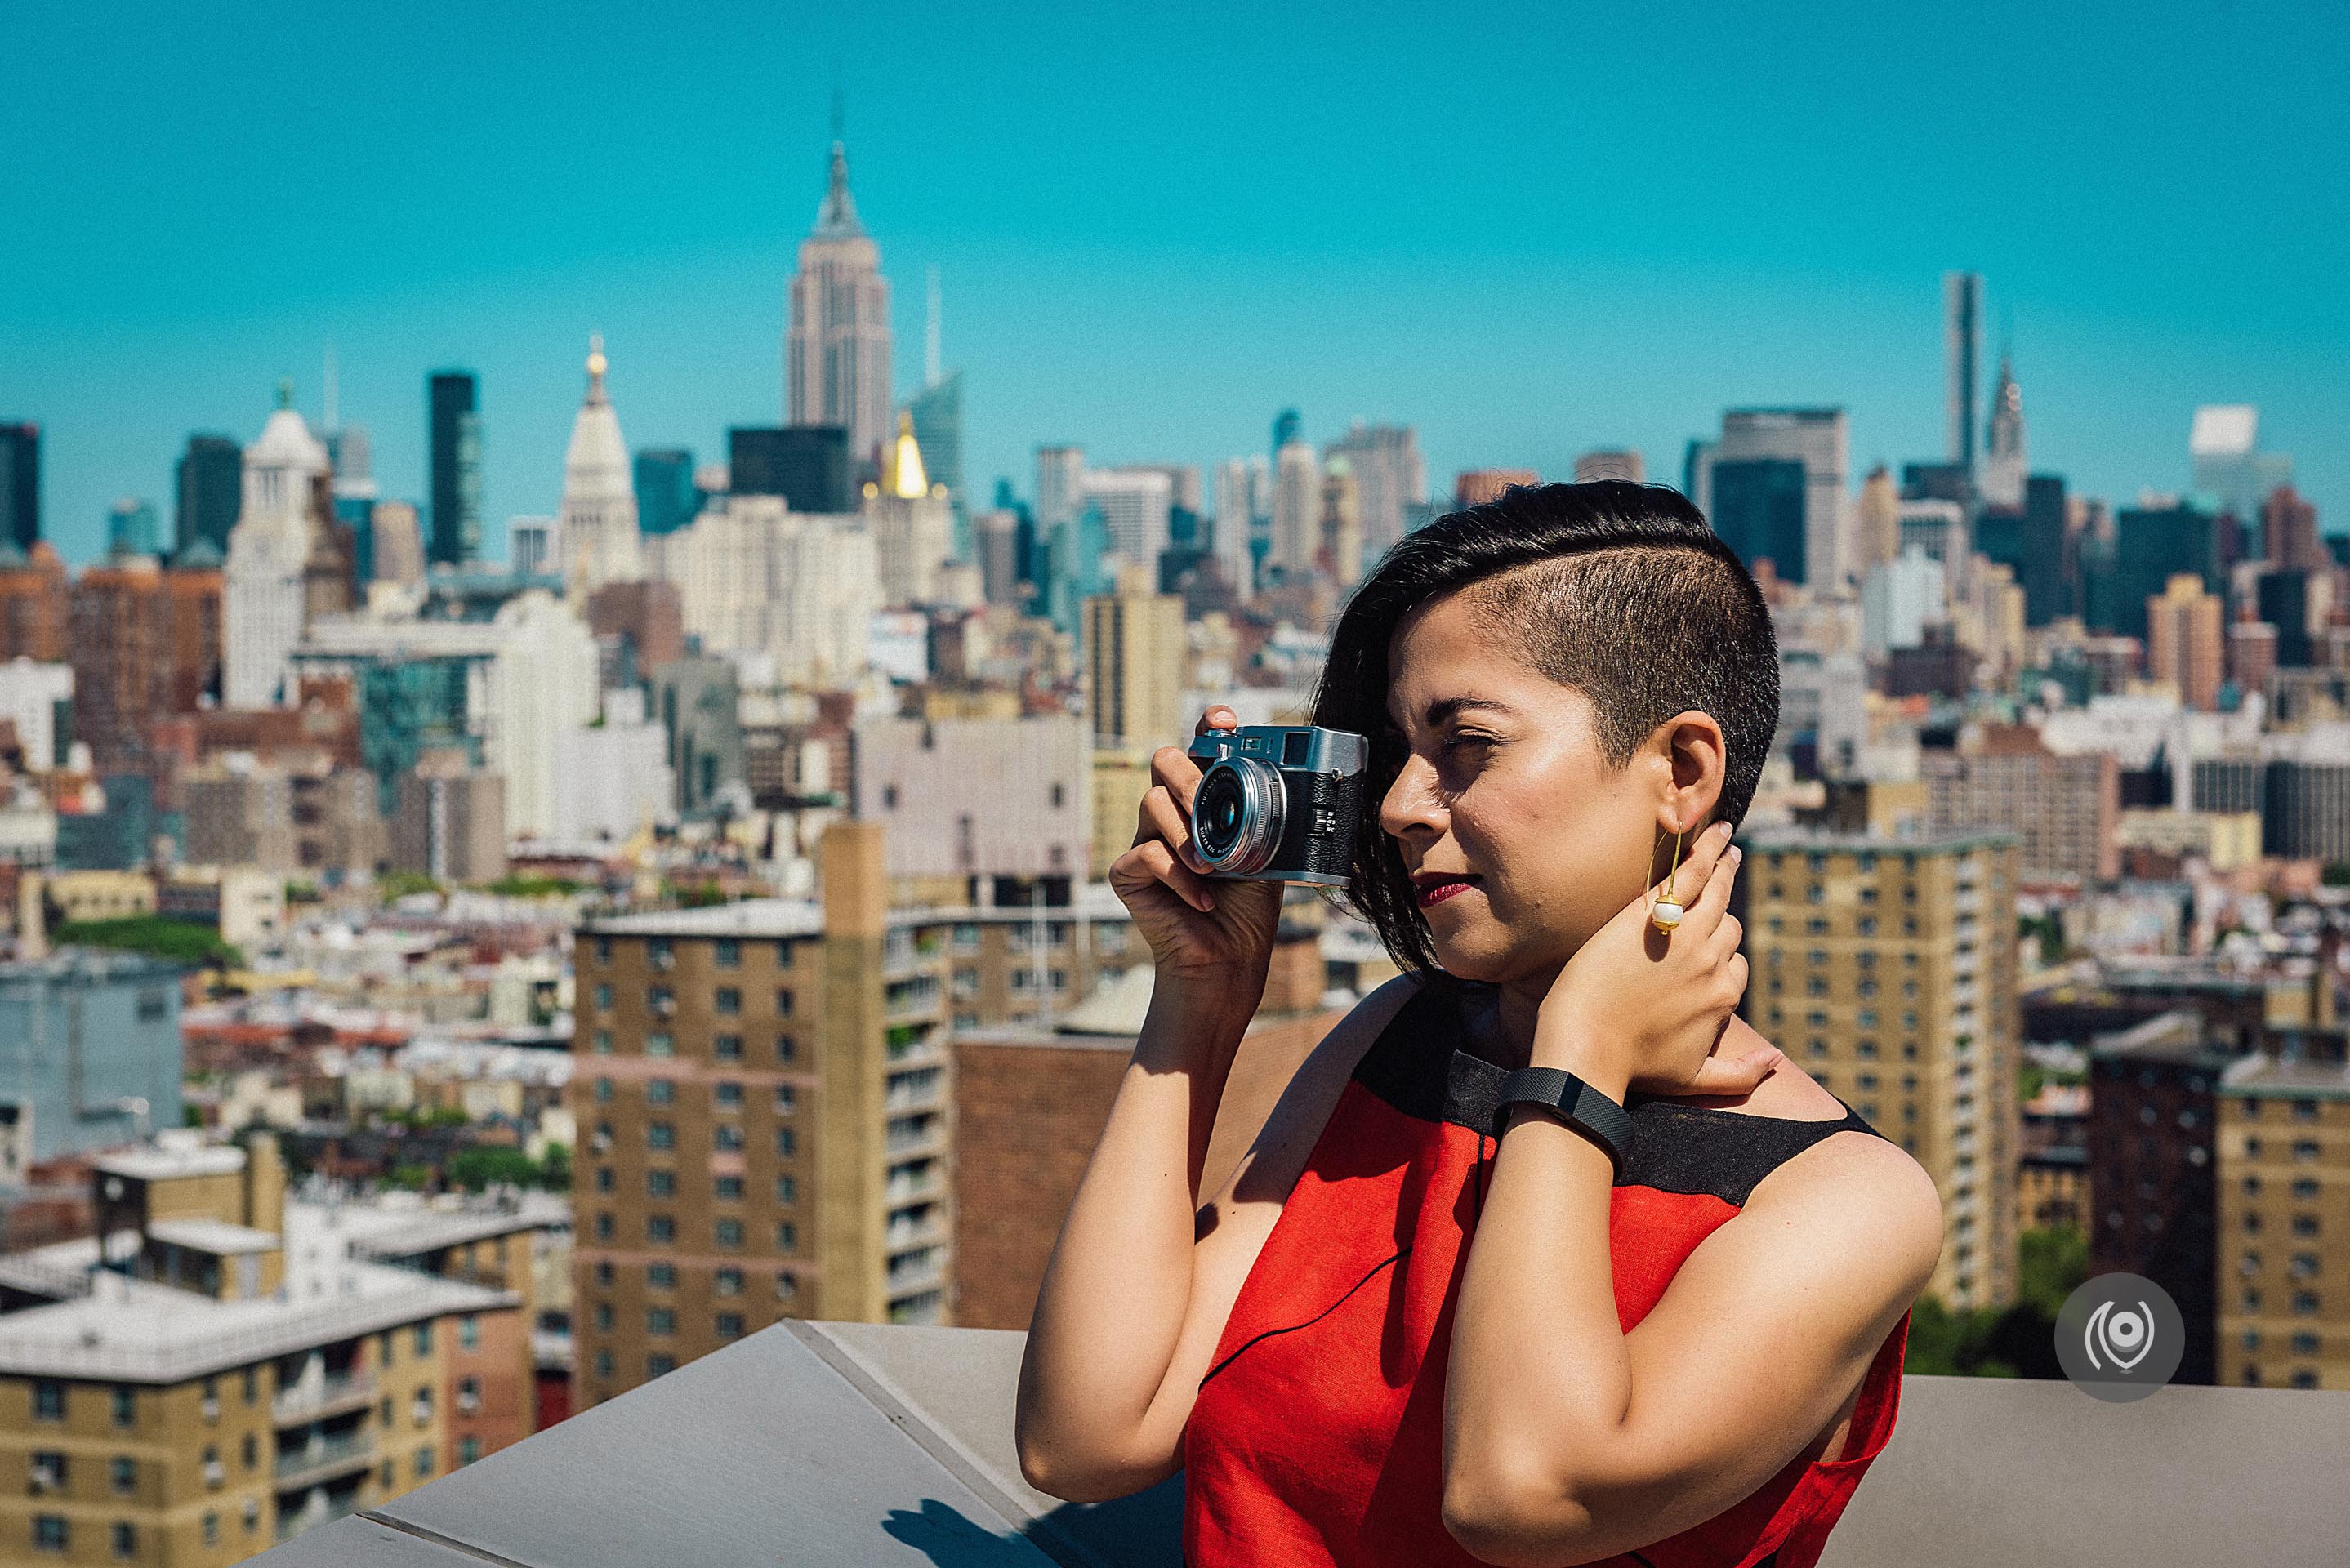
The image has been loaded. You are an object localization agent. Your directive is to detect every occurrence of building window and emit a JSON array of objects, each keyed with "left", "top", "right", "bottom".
[
  {"left": 595, "top": 1352, "right": 613, "bottom": 1378},
  {"left": 649, "top": 1308, "right": 676, "bottom": 1336},
  {"left": 414, "top": 1321, "right": 434, "bottom": 1356},
  {"left": 774, "top": 1085, "right": 796, "bottom": 1114},
  {"left": 649, "top": 1169, "right": 675, "bottom": 1197},
  {"left": 460, "top": 1437, "right": 482, "bottom": 1465},
  {"left": 243, "top": 1367, "right": 258, "bottom": 1405},
  {"left": 242, "top": 1433, "right": 257, "bottom": 1470},
  {"left": 644, "top": 1263, "right": 674, "bottom": 1291},
  {"left": 716, "top": 1267, "right": 743, "bottom": 1296},
  {"left": 715, "top": 1033, "right": 743, "bottom": 1062},
  {"left": 110, "top": 1455, "right": 136, "bottom": 1494},
  {"left": 715, "top": 1124, "right": 745, "bottom": 1152},
  {"left": 595, "top": 936, "right": 613, "bottom": 963},
  {"left": 776, "top": 1174, "right": 797, "bottom": 1203},
  {"left": 716, "top": 1218, "right": 745, "bottom": 1249},
  {"left": 716, "top": 938, "right": 742, "bottom": 968},
  {"left": 646, "top": 1031, "right": 674, "bottom": 1058},
  {"left": 648, "top": 1215, "right": 676, "bottom": 1244},
  {"left": 777, "top": 1221, "right": 798, "bottom": 1251},
  {"left": 717, "top": 1312, "right": 745, "bottom": 1339},
  {"left": 595, "top": 1077, "right": 613, "bottom": 1102},
  {"left": 595, "top": 1214, "right": 614, "bottom": 1241},
  {"left": 776, "top": 989, "right": 796, "bottom": 1017},
  {"left": 595, "top": 1166, "right": 614, "bottom": 1192},
  {"left": 776, "top": 1035, "right": 797, "bottom": 1063},
  {"left": 649, "top": 1355, "right": 676, "bottom": 1378},
  {"left": 649, "top": 1122, "right": 675, "bottom": 1150},
  {"left": 416, "top": 1447, "right": 435, "bottom": 1480},
  {"left": 716, "top": 1176, "right": 744, "bottom": 1201},
  {"left": 110, "top": 1388, "right": 136, "bottom": 1428},
  {"left": 716, "top": 987, "right": 742, "bottom": 1015},
  {"left": 776, "top": 1128, "right": 797, "bottom": 1156},
  {"left": 113, "top": 1521, "right": 137, "bottom": 1558},
  {"left": 593, "top": 984, "right": 612, "bottom": 1011},
  {"left": 32, "top": 1381, "right": 63, "bottom": 1421},
  {"left": 777, "top": 1271, "right": 800, "bottom": 1303},
  {"left": 33, "top": 1515, "right": 66, "bottom": 1552},
  {"left": 591, "top": 1030, "right": 613, "bottom": 1054},
  {"left": 648, "top": 1079, "right": 675, "bottom": 1105},
  {"left": 595, "top": 1260, "right": 615, "bottom": 1286},
  {"left": 715, "top": 1081, "right": 744, "bottom": 1108}
]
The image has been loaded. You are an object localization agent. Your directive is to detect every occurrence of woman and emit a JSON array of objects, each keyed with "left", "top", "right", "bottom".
[{"left": 1016, "top": 481, "right": 1944, "bottom": 1567}]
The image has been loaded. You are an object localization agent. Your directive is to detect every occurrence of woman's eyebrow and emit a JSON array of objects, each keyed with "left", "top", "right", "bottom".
[{"left": 1384, "top": 695, "right": 1517, "bottom": 728}]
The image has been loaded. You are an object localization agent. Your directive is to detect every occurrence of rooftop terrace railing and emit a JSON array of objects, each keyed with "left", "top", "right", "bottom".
[{"left": 249, "top": 1318, "right": 2349, "bottom": 1567}]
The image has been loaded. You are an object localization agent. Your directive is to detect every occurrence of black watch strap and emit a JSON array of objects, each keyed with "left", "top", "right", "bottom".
[{"left": 1492, "top": 1067, "right": 1633, "bottom": 1179}]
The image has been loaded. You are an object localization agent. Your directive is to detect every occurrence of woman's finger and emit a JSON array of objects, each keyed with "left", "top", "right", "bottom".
[
  {"left": 1139, "top": 784, "right": 1210, "bottom": 875},
  {"left": 1683, "top": 840, "right": 1742, "bottom": 939},
  {"left": 1194, "top": 704, "right": 1238, "bottom": 737},
  {"left": 1660, "top": 818, "right": 1732, "bottom": 910},
  {"left": 1673, "top": 1039, "right": 1780, "bottom": 1098},
  {"left": 1151, "top": 744, "right": 1206, "bottom": 813},
  {"left": 1121, "top": 838, "right": 1215, "bottom": 915}
]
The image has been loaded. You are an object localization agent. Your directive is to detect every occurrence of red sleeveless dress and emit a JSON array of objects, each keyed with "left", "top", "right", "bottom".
[{"left": 1183, "top": 977, "right": 1911, "bottom": 1567}]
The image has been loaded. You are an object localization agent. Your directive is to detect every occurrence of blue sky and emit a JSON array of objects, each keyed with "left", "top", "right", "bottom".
[{"left": 4, "top": 1, "right": 2345, "bottom": 564}]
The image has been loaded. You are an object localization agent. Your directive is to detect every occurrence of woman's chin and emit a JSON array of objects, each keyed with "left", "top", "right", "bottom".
[{"left": 1425, "top": 930, "right": 1514, "bottom": 984}]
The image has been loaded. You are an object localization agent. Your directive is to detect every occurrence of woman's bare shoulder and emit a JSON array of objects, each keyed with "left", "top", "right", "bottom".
[{"left": 1215, "top": 969, "right": 1424, "bottom": 1209}]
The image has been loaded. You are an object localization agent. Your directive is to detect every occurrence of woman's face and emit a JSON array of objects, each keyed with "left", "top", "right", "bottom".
[{"left": 1378, "top": 586, "right": 1720, "bottom": 988}]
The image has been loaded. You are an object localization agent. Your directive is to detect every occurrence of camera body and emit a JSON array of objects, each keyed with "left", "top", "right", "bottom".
[{"left": 1184, "top": 724, "right": 1368, "bottom": 884}]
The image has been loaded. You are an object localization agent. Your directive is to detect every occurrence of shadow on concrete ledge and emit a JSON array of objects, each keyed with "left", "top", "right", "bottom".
[{"left": 249, "top": 1318, "right": 2348, "bottom": 1567}]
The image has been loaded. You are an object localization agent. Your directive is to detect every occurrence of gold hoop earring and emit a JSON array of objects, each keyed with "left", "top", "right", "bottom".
[{"left": 1649, "top": 826, "right": 1686, "bottom": 933}]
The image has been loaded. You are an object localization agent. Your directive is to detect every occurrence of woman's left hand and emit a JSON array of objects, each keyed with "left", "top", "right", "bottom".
[{"left": 1535, "top": 818, "right": 1776, "bottom": 1098}]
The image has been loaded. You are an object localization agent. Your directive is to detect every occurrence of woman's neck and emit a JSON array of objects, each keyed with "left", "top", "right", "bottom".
[{"left": 1488, "top": 975, "right": 1552, "bottom": 1073}]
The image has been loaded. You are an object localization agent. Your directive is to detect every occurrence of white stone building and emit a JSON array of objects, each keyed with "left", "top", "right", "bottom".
[{"left": 224, "top": 388, "right": 330, "bottom": 707}]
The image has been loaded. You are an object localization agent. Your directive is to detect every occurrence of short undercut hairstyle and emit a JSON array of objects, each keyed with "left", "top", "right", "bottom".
[{"left": 1309, "top": 480, "right": 1781, "bottom": 977}]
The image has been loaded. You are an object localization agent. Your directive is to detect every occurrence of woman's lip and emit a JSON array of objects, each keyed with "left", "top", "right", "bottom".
[{"left": 1419, "top": 879, "right": 1475, "bottom": 911}]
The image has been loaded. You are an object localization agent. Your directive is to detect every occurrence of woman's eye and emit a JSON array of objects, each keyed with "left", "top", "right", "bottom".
[{"left": 1443, "top": 733, "right": 1495, "bottom": 753}]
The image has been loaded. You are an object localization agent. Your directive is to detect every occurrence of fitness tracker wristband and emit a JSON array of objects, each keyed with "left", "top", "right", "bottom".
[{"left": 1491, "top": 1067, "right": 1633, "bottom": 1181}]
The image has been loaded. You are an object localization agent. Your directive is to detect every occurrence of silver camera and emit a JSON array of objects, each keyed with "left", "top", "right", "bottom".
[{"left": 1184, "top": 724, "right": 1368, "bottom": 884}]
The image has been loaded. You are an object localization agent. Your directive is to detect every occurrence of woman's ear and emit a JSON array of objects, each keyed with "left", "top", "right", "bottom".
[{"left": 1661, "top": 710, "right": 1728, "bottom": 830}]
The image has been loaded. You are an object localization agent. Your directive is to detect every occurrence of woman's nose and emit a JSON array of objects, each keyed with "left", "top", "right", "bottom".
[{"left": 1379, "top": 752, "right": 1447, "bottom": 842}]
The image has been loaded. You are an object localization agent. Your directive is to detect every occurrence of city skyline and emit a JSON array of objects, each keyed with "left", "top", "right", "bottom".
[{"left": 4, "top": 2, "right": 2346, "bottom": 560}]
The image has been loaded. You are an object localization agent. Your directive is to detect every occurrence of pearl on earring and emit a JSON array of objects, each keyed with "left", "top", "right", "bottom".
[{"left": 1649, "top": 826, "right": 1686, "bottom": 933}]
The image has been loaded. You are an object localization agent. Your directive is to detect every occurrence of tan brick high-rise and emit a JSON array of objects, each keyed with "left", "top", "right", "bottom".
[{"left": 1739, "top": 827, "right": 2021, "bottom": 1312}]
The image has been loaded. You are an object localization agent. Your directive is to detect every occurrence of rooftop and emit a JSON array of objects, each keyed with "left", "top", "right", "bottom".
[
  {"left": 581, "top": 882, "right": 1134, "bottom": 938},
  {"left": 247, "top": 1319, "right": 2349, "bottom": 1567},
  {"left": 0, "top": 1198, "right": 514, "bottom": 1383},
  {"left": 2221, "top": 1049, "right": 2350, "bottom": 1101}
]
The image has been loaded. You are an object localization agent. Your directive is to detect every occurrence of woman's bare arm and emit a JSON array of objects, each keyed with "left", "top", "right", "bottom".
[{"left": 1015, "top": 971, "right": 1421, "bottom": 1502}]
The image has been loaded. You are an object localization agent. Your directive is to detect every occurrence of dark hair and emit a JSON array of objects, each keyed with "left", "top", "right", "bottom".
[{"left": 1309, "top": 480, "right": 1780, "bottom": 978}]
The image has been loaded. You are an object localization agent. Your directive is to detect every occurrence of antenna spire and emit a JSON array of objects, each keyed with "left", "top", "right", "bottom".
[{"left": 925, "top": 265, "right": 941, "bottom": 387}]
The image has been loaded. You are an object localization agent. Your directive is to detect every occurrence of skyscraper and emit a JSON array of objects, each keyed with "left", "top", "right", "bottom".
[
  {"left": 558, "top": 335, "right": 643, "bottom": 596},
  {"left": 728, "top": 427, "right": 852, "bottom": 514},
  {"left": 1979, "top": 355, "right": 2027, "bottom": 509},
  {"left": 2188, "top": 404, "right": 2294, "bottom": 522},
  {"left": 1943, "top": 272, "right": 1982, "bottom": 479},
  {"left": 0, "top": 424, "right": 38, "bottom": 555},
  {"left": 106, "top": 499, "right": 159, "bottom": 559},
  {"left": 1035, "top": 446, "right": 1085, "bottom": 533},
  {"left": 1271, "top": 439, "right": 1319, "bottom": 576},
  {"left": 224, "top": 383, "right": 331, "bottom": 708},
  {"left": 174, "top": 434, "right": 243, "bottom": 561},
  {"left": 905, "top": 371, "right": 963, "bottom": 509},
  {"left": 1688, "top": 408, "right": 1850, "bottom": 587},
  {"left": 1323, "top": 422, "right": 1426, "bottom": 559},
  {"left": 428, "top": 370, "right": 482, "bottom": 567},
  {"left": 787, "top": 141, "right": 892, "bottom": 471},
  {"left": 635, "top": 448, "right": 699, "bottom": 537}
]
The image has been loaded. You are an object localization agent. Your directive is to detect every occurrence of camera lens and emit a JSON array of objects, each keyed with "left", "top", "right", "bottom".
[
  {"left": 1192, "top": 757, "right": 1285, "bottom": 874},
  {"left": 1194, "top": 769, "right": 1247, "bottom": 860}
]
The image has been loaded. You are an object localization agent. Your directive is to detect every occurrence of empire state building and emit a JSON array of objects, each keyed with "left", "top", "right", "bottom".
[{"left": 787, "top": 140, "right": 893, "bottom": 474}]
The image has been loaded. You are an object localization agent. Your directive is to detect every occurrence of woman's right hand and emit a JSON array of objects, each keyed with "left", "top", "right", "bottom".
[{"left": 1108, "top": 705, "right": 1286, "bottom": 989}]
